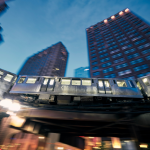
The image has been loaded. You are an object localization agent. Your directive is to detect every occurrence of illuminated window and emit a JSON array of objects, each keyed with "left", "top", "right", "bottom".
[
  {"left": 104, "top": 19, "right": 108, "bottom": 23},
  {"left": 12, "top": 77, "right": 17, "bottom": 84},
  {"left": 111, "top": 16, "right": 115, "bottom": 19},
  {"left": 50, "top": 79, "right": 54, "bottom": 85},
  {"left": 18, "top": 77, "right": 26, "bottom": 83},
  {"left": 104, "top": 81, "right": 110, "bottom": 87},
  {"left": 0, "top": 71, "right": 3, "bottom": 75},
  {"left": 119, "top": 11, "right": 123, "bottom": 15},
  {"left": 61, "top": 79, "right": 71, "bottom": 85},
  {"left": 72, "top": 79, "right": 81, "bottom": 85},
  {"left": 4, "top": 74, "right": 14, "bottom": 82},
  {"left": 142, "top": 78, "right": 150, "bottom": 86},
  {"left": 117, "top": 80, "right": 127, "bottom": 87},
  {"left": 82, "top": 79, "right": 91, "bottom": 86},
  {"left": 137, "top": 82, "right": 142, "bottom": 90},
  {"left": 98, "top": 80, "right": 103, "bottom": 87},
  {"left": 43, "top": 78, "right": 49, "bottom": 85},
  {"left": 125, "top": 8, "right": 130, "bottom": 12},
  {"left": 26, "top": 78, "right": 37, "bottom": 84}
]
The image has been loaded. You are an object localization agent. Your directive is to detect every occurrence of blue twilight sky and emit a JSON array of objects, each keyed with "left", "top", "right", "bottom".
[{"left": 0, "top": 0, "right": 150, "bottom": 77}]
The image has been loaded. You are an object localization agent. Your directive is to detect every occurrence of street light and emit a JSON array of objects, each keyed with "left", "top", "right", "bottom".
[{"left": 0, "top": 99, "right": 20, "bottom": 111}]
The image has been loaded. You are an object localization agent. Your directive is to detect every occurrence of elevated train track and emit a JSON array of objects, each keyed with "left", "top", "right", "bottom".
[{"left": 1, "top": 69, "right": 150, "bottom": 143}]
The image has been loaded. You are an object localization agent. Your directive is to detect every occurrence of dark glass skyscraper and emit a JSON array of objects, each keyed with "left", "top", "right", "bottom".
[
  {"left": 18, "top": 42, "right": 69, "bottom": 77},
  {"left": 87, "top": 8, "right": 150, "bottom": 79},
  {"left": 74, "top": 67, "right": 90, "bottom": 78}
]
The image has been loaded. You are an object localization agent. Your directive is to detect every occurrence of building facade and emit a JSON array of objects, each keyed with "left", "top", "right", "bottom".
[
  {"left": 0, "top": 1, "right": 8, "bottom": 43},
  {"left": 74, "top": 67, "right": 90, "bottom": 78},
  {"left": 18, "top": 42, "right": 69, "bottom": 77},
  {"left": 87, "top": 8, "right": 150, "bottom": 79}
]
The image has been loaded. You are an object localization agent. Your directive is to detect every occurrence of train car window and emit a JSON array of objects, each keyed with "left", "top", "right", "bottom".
[
  {"left": 113, "top": 80, "right": 116, "bottom": 84},
  {"left": 82, "top": 79, "right": 91, "bottom": 85},
  {"left": 26, "top": 78, "right": 37, "bottom": 84},
  {"left": 72, "top": 79, "right": 81, "bottom": 85},
  {"left": 4, "top": 74, "right": 13, "bottom": 82},
  {"left": 61, "top": 79, "right": 71, "bottom": 85},
  {"left": 50, "top": 79, "right": 54, "bottom": 85},
  {"left": 0, "top": 71, "right": 4, "bottom": 75},
  {"left": 37, "top": 77, "right": 40, "bottom": 81},
  {"left": 98, "top": 80, "right": 103, "bottom": 87},
  {"left": 18, "top": 77, "right": 26, "bottom": 83},
  {"left": 116, "top": 80, "right": 127, "bottom": 87},
  {"left": 137, "top": 82, "right": 142, "bottom": 90},
  {"left": 128, "top": 80, "right": 135, "bottom": 88},
  {"left": 104, "top": 80, "right": 110, "bottom": 87},
  {"left": 12, "top": 77, "right": 17, "bottom": 84},
  {"left": 142, "top": 78, "right": 150, "bottom": 86},
  {"left": 43, "top": 78, "right": 49, "bottom": 85}
]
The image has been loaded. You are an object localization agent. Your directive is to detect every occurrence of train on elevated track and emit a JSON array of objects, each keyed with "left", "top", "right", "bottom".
[
  {"left": 1, "top": 68, "right": 150, "bottom": 106},
  {"left": 0, "top": 69, "right": 150, "bottom": 105}
]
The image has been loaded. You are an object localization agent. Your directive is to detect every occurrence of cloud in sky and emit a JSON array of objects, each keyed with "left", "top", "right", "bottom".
[{"left": 0, "top": 0, "right": 150, "bottom": 77}]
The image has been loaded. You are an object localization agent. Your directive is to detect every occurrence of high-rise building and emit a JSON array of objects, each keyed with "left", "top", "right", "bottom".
[
  {"left": 0, "top": 1, "right": 8, "bottom": 14},
  {"left": 18, "top": 42, "right": 69, "bottom": 77},
  {"left": 0, "top": 1, "right": 8, "bottom": 43},
  {"left": 87, "top": 8, "right": 150, "bottom": 79},
  {"left": 74, "top": 67, "right": 90, "bottom": 78}
]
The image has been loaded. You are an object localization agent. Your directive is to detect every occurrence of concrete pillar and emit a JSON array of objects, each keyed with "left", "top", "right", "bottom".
[{"left": 45, "top": 133, "right": 60, "bottom": 150}]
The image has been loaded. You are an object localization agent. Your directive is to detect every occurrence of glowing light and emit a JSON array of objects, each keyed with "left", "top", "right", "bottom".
[
  {"left": 57, "top": 147, "right": 64, "bottom": 150},
  {"left": 111, "top": 16, "right": 115, "bottom": 19},
  {"left": 140, "top": 144, "right": 148, "bottom": 148},
  {"left": 9, "top": 103, "right": 20, "bottom": 111},
  {"left": 84, "top": 69, "right": 89, "bottom": 71},
  {"left": 89, "top": 137, "right": 94, "bottom": 138},
  {"left": 39, "top": 136, "right": 45, "bottom": 139},
  {"left": 0, "top": 99, "right": 12, "bottom": 108},
  {"left": 125, "top": 8, "right": 130, "bottom": 12},
  {"left": 143, "top": 78, "right": 148, "bottom": 83},
  {"left": 56, "top": 68, "right": 59, "bottom": 70},
  {"left": 6, "top": 111, "right": 16, "bottom": 116},
  {"left": 0, "top": 99, "right": 20, "bottom": 111},
  {"left": 104, "top": 19, "right": 108, "bottom": 23},
  {"left": 93, "top": 147, "right": 100, "bottom": 149},
  {"left": 50, "top": 79, "right": 54, "bottom": 85},
  {"left": 10, "top": 116, "right": 25, "bottom": 127},
  {"left": 111, "top": 137, "right": 122, "bottom": 149},
  {"left": 119, "top": 11, "right": 123, "bottom": 15}
]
